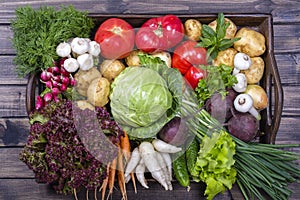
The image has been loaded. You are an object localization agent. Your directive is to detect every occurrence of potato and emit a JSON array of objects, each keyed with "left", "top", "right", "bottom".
[
  {"left": 125, "top": 50, "right": 143, "bottom": 66},
  {"left": 208, "top": 18, "right": 237, "bottom": 39},
  {"left": 87, "top": 77, "right": 110, "bottom": 107},
  {"left": 241, "top": 57, "right": 265, "bottom": 84},
  {"left": 184, "top": 19, "right": 202, "bottom": 41},
  {"left": 244, "top": 84, "right": 268, "bottom": 110},
  {"left": 125, "top": 50, "right": 171, "bottom": 67},
  {"left": 233, "top": 27, "right": 266, "bottom": 57},
  {"left": 100, "top": 59, "right": 126, "bottom": 82},
  {"left": 212, "top": 48, "right": 238, "bottom": 68},
  {"left": 74, "top": 67, "right": 101, "bottom": 97},
  {"left": 152, "top": 51, "right": 172, "bottom": 67},
  {"left": 76, "top": 100, "right": 95, "bottom": 110}
]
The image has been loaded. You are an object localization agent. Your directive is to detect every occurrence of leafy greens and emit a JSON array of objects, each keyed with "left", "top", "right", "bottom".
[{"left": 110, "top": 54, "right": 183, "bottom": 139}]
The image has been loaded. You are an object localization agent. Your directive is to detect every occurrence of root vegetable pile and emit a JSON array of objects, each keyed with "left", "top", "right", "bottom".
[{"left": 13, "top": 6, "right": 300, "bottom": 200}]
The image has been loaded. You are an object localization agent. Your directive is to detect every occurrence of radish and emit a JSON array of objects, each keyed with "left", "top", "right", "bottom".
[{"left": 152, "top": 139, "right": 182, "bottom": 153}]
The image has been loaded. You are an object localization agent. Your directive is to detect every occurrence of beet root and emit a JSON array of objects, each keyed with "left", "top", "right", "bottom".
[{"left": 227, "top": 112, "right": 259, "bottom": 142}]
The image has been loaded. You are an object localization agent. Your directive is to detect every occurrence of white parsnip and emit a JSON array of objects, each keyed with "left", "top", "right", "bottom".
[
  {"left": 152, "top": 139, "right": 182, "bottom": 153},
  {"left": 160, "top": 152, "right": 172, "bottom": 182},
  {"left": 156, "top": 152, "right": 173, "bottom": 190},
  {"left": 135, "top": 158, "right": 148, "bottom": 189},
  {"left": 124, "top": 147, "right": 140, "bottom": 177},
  {"left": 139, "top": 141, "right": 168, "bottom": 190}
]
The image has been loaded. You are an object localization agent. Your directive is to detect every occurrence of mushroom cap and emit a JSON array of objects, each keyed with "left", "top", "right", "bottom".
[
  {"left": 234, "top": 93, "right": 253, "bottom": 113},
  {"left": 234, "top": 52, "right": 252, "bottom": 70}
]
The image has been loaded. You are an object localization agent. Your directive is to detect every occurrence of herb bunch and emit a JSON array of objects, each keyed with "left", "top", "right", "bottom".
[
  {"left": 197, "top": 13, "right": 240, "bottom": 61},
  {"left": 195, "top": 64, "right": 237, "bottom": 106},
  {"left": 11, "top": 6, "right": 94, "bottom": 77}
]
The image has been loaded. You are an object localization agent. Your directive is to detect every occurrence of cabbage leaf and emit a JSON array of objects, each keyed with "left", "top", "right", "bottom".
[{"left": 110, "top": 54, "right": 183, "bottom": 139}]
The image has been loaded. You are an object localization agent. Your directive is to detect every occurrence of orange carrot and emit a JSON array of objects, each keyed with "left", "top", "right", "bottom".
[
  {"left": 99, "top": 163, "right": 110, "bottom": 200},
  {"left": 120, "top": 132, "right": 137, "bottom": 194},
  {"left": 117, "top": 145, "right": 127, "bottom": 200},
  {"left": 107, "top": 157, "right": 117, "bottom": 199}
]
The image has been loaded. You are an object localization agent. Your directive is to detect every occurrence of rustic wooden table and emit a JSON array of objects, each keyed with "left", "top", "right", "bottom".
[{"left": 0, "top": 1, "right": 299, "bottom": 199}]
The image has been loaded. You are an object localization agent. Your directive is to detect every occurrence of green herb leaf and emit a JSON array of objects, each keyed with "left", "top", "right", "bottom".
[
  {"left": 11, "top": 5, "right": 94, "bottom": 77},
  {"left": 197, "top": 13, "right": 240, "bottom": 61},
  {"left": 195, "top": 64, "right": 237, "bottom": 105}
]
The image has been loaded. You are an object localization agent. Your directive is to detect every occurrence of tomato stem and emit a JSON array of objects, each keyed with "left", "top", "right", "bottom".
[{"left": 153, "top": 23, "right": 163, "bottom": 37}]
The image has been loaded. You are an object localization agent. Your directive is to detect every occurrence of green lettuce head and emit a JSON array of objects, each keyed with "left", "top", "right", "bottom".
[{"left": 110, "top": 55, "right": 183, "bottom": 139}]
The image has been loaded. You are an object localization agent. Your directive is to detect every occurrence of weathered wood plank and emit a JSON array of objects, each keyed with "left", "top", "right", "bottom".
[
  {"left": 0, "top": 85, "right": 27, "bottom": 118},
  {"left": 0, "top": 0, "right": 299, "bottom": 24},
  {"left": 0, "top": 56, "right": 27, "bottom": 85},
  {"left": 0, "top": 147, "right": 298, "bottom": 199},
  {"left": 0, "top": 178, "right": 237, "bottom": 200}
]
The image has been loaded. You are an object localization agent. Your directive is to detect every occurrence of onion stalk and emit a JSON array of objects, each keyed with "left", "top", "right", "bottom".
[{"left": 181, "top": 85, "right": 300, "bottom": 200}]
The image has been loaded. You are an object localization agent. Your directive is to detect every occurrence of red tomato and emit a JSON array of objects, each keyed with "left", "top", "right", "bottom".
[
  {"left": 184, "top": 66, "right": 206, "bottom": 89},
  {"left": 135, "top": 15, "right": 184, "bottom": 53},
  {"left": 172, "top": 40, "right": 207, "bottom": 74},
  {"left": 94, "top": 18, "right": 135, "bottom": 59}
]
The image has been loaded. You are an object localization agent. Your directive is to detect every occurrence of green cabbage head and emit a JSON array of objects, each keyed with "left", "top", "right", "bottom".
[{"left": 110, "top": 55, "right": 182, "bottom": 139}]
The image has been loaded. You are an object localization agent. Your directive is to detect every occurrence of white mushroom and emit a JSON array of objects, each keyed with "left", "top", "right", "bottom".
[
  {"left": 77, "top": 53, "right": 94, "bottom": 71},
  {"left": 234, "top": 93, "right": 261, "bottom": 120},
  {"left": 56, "top": 42, "right": 71, "bottom": 57},
  {"left": 232, "top": 73, "right": 247, "bottom": 93},
  {"left": 233, "top": 52, "right": 252, "bottom": 75},
  {"left": 63, "top": 57, "right": 79, "bottom": 73},
  {"left": 71, "top": 37, "right": 89, "bottom": 55},
  {"left": 88, "top": 41, "right": 101, "bottom": 57}
]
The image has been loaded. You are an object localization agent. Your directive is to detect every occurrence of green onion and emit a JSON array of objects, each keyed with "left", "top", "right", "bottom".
[{"left": 181, "top": 86, "right": 300, "bottom": 200}]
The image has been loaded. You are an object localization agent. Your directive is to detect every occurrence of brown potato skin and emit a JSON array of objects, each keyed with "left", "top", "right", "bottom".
[
  {"left": 233, "top": 28, "right": 266, "bottom": 57},
  {"left": 125, "top": 50, "right": 143, "bottom": 66},
  {"left": 212, "top": 48, "right": 238, "bottom": 68},
  {"left": 184, "top": 19, "right": 202, "bottom": 41},
  {"left": 74, "top": 67, "right": 101, "bottom": 97},
  {"left": 241, "top": 57, "right": 265, "bottom": 84},
  {"left": 76, "top": 100, "right": 95, "bottom": 110},
  {"left": 208, "top": 18, "right": 237, "bottom": 39},
  {"left": 87, "top": 77, "right": 110, "bottom": 107},
  {"left": 244, "top": 84, "right": 268, "bottom": 110},
  {"left": 100, "top": 59, "right": 126, "bottom": 82}
]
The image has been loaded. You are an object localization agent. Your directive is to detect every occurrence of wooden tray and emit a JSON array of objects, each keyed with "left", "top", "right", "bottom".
[{"left": 26, "top": 13, "right": 283, "bottom": 144}]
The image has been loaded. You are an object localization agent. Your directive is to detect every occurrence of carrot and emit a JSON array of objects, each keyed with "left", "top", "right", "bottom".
[
  {"left": 99, "top": 162, "right": 111, "bottom": 200},
  {"left": 120, "top": 131, "right": 137, "bottom": 194},
  {"left": 117, "top": 145, "right": 127, "bottom": 200},
  {"left": 107, "top": 158, "right": 117, "bottom": 199}
]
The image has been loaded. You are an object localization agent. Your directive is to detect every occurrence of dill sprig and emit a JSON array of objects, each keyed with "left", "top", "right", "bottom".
[{"left": 11, "top": 5, "right": 94, "bottom": 77}]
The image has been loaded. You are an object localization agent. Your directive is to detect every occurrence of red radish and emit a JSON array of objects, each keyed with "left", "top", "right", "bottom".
[
  {"left": 44, "top": 80, "right": 53, "bottom": 89},
  {"left": 40, "top": 71, "right": 52, "bottom": 81},
  {"left": 35, "top": 96, "right": 44, "bottom": 110},
  {"left": 60, "top": 84, "right": 68, "bottom": 92},
  {"left": 51, "top": 66, "right": 60, "bottom": 75},
  {"left": 61, "top": 76, "right": 70, "bottom": 85},
  {"left": 70, "top": 78, "right": 76, "bottom": 87},
  {"left": 43, "top": 92, "right": 53, "bottom": 102},
  {"left": 51, "top": 87, "right": 60, "bottom": 96},
  {"left": 52, "top": 80, "right": 59, "bottom": 88},
  {"left": 52, "top": 75, "right": 61, "bottom": 82}
]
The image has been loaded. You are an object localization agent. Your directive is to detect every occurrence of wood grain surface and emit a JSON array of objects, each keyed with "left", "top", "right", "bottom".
[{"left": 0, "top": 0, "right": 299, "bottom": 200}]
